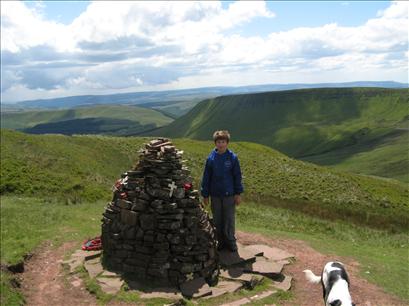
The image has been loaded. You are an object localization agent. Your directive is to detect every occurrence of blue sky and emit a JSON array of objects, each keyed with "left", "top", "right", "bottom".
[
  {"left": 1, "top": 1, "right": 408, "bottom": 102},
  {"left": 24, "top": 1, "right": 91, "bottom": 25},
  {"left": 227, "top": 1, "right": 392, "bottom": 35}
]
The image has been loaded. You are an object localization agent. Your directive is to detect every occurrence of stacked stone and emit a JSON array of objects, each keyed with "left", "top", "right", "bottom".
[{"left": 101, "top": 138, "right": 219, "bottom": 286}]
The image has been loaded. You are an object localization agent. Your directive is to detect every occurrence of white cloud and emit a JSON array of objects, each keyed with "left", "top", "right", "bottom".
[
  {"left": 0, "top": 1, "right": 407, "bottom": 102},
  {"left": 1, "top": 1, "right": 72, "bottom": 52}
]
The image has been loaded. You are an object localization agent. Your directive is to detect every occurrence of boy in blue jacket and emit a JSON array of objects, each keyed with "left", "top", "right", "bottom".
[{"left": 201, "top": 130, "right": 244, "bottom": 252}]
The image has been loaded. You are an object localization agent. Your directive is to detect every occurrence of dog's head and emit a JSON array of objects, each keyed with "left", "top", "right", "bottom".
[{"left": 329, "top": 300, "right": 356, "bottom": 306}]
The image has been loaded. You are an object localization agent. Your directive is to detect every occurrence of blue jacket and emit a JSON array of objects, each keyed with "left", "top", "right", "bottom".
[{"left": 200, "top": 148, "right": 244, "bottom": 198}]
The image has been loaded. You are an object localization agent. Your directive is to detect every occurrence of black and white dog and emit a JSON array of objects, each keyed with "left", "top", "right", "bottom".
[{"left": 303, "top": 261, "right": 355, "bottom": 306}]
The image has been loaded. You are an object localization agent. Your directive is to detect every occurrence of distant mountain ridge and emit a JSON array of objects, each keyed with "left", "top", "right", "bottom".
[{"left": 3, "top": 81, "right": 407, "bottom": 110}]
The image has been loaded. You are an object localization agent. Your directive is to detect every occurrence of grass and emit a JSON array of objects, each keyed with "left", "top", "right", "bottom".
[
  {"left": 0, "top": 272, "right": 25, "bottom": 306},
  {"left": 0, "top": 197, "right": 107, "bottom": 306},
  {"left": 1, "top": 196, "right": 408, "bottom": 304},
  {"left": 2, "top": 130, "right": 407, "bottom": 231},
  {"left": 0, "top": 197, "right": 106, "bottom": 265},
  {"left": 237, "top": 201, "right": 409, "bottom": 301},
  {"left": 302, "top": 128, "right": 409, "bottom": 182},
  {"left": 1, "top": 130, "right": 408, "bottom": 304}
]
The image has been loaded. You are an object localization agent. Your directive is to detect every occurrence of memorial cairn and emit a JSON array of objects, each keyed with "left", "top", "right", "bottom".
[{"left": 101, "top": 138, "right": 219, "bottom": 287}]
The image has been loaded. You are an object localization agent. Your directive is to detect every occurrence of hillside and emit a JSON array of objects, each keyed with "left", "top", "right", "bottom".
[
  {"left": 1, "top": 129, "right": 407, "bottom": 231},
  {"left": 1, "top": 105, "right": 173, "bottom": 136},
  {"left": 147, "top": 87, "right": 409, "bottom": 182}
]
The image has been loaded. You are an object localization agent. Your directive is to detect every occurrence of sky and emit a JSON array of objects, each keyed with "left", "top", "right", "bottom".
[{"left": 1, "top": 1, "right": 408, "bottom": 103}]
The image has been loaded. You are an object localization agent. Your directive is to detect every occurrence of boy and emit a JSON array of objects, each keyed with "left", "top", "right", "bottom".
[{"left": 201, "top": 130, "right": 244, "bottom": 252}]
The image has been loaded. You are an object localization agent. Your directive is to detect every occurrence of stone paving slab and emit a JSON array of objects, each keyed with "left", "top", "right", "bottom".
[
  {"left": 277, "top": 259, "right": 291, "bottom": 265},
  {"left": 220, "top": 267, "right": 253, "bottom": 282},
  {"left": 62, "top": 258, "right": 83, "bottom": 273},
  {"left": 85, "top": 257, "right": 100, "bottom": 265},
  {"left": 219, "top": 267, "right": 265, "bottom": 289},
  {"left": 180, "top": 277, "right": 212, "bottom": 298},
  {"left": 203, "top": 280, "right": 243, "bottom": 299},
  {"left": 96, "top": 277, "right": 124, "bottom": 295},
  {"left": 140, "top": 287, "right": 183, "bottom": 299},
  {"left": 69, "top": 242, "right": 294, "bottom": 301},
  {"left": 216, "top": 280, "right": 243, "bottom": 293},
  {"left": 84, "top": 251, "right": 102, "bottom": 261},
  {"left": 271, "top": 275, "right": 292, "bottom": 291},
  {"left": 71, "top": 249, "right": 101, "bottom": 260},
  {"left": 219, "top": 245, "right": 257, "bottom": 267},
  {"left": 220, "top": 297, "right": 251, "bottom": 306},
  {"left": 243, "top": 244, "right": 294, "bottom": 261},
  {"left": 244, "top": 257, "right": 284, "bottom": 276},
  {"left": 84, "top": 260, "right": 104, "bottom": 278}
]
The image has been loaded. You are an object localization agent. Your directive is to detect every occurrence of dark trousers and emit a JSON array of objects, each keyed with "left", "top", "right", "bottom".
[{"left": 210, "top": 196, "right": 236, "bottom": 248}]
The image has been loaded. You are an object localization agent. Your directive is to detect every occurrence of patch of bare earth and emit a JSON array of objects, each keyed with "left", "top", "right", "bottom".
[
  {"left": 20, "top": 233, "right": 405, "bottom": 306},
  {"left": 21, "top": 241, "right": 97, "bottom": 306},
  {"left": 236, "top": 230, "right": 406, "bottom": 306}
]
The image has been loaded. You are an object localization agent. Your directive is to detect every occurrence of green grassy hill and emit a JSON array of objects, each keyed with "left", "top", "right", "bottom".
[
  {"left": 1, "top": 105, "right": 173, "bottom": 136},
  {"left": 1, "top": 129, "right": 407, "bottom": 230},
  {"left": 1, "top": 130, "right": 408, "bottom": 303},
  {"left": 301, "top": 127, "right": 409, "bottom": 182},
  {"left": 147, "top": 88, "right": 408, "bottom": 182}
]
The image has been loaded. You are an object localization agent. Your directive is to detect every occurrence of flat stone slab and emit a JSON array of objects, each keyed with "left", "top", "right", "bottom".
[
  {"left": 71, "top": 249, "right": 101, "bottom": 261},
  {"left": 216, "top": 280, "right": 243, "bottom": 293},
  {"left": 180, "top": 277, "right": 212, "bottom": 298},
  {"left": 84, "top": 260, "right": 104, "bottom": 278},
  {"left": 140, "top": 287, "right": 183, "bottom": 299},
  {"left": 65, "top": 243, "right": 294, "bottom": 301},
  {"left": 62, "top": 258, "right": 83, "bottom": 273},
  {"left": 84, "top": 250, "right": 102, "bottom": 261},
  {"left": 220, "top": 267, "right": 253, "bottom": 282},
  {"left": 243, "top": 245, "right": 294, "bottom": 261},
  {"left": 277, "top": 259, "right": 291, "bottom": 265},
  {"left": 219, "top": 245, "right": 257, "bottom": 267},
  {"left": 220, "top": 297, "right": 251, "bottom": 306},
  {"left": 203, "top": 287, "right": 228, "bottom": 299},
  {"left": 96, "top": 277, "right": 124, "bottom": 295},
  {"left": 203, "top": 280, "right": 243, "bottom": 299},
  {"left": 220, "top": 267, "right": 264, "bottom": 289},
  {"left": 244, "top": 257, "right": 284, "bottom": 276},
  {"left": 271, "top": 275, "right": 292, "bottom": 291},
  {"left": 64, "top": 249, "right": 102, "bottom": 274},
  {"left": 85, "top": 257, "right": 100, "bottom": 264}
]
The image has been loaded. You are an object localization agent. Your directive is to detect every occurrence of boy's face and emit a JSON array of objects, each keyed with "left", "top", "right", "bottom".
[{"left": 215, "top": 139, "right": 228, "bottom": 152}]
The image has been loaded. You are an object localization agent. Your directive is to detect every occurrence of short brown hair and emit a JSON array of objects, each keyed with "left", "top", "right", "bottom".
[{"left": 213, "top": 130, "right": 230, "bottom": 143}]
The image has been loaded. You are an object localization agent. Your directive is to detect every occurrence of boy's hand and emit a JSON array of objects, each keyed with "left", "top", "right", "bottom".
[
  {"left": 203, "top": 197, "right": 209, "bottom": 206},
  {"left": 234, "top": 194, "right": 241, "bottom": 206}
]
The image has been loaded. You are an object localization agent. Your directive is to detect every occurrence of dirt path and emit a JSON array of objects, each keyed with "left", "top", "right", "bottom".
[
  {"left": 21, "top": 241, "right": 97, "bottom": 306},
  {"left": 236, "top": 230, "right": 406, "bottom": 306},
  {"left": 21, "top": 234, "right": 405, "bottom": 306}
]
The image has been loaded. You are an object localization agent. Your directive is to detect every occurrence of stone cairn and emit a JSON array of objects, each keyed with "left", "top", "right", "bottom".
[{"left": 101, "top": 138, "right": 219, "bottom": 286}]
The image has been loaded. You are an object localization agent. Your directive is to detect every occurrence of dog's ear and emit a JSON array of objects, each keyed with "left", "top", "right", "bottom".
[{"left": 329, "top": 300, "right": 342, "bottom": 306}]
